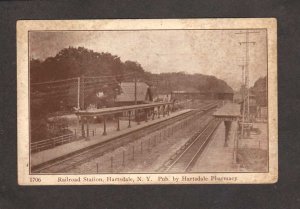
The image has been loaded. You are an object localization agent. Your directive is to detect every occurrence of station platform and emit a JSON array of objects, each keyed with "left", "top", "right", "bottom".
[
  {"left": 191, "top": 119, "right": 268, "bottom": 172},
  {"left": 31, "top": 109, "right": 192, "bottom": 168},
  {"left": 191, "top": 121, "right": 239, "bottom": 172}
]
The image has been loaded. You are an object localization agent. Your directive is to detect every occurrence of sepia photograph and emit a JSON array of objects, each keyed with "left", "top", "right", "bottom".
[{"left": 17, "top": 19, "right": 277, "bottom": 185}]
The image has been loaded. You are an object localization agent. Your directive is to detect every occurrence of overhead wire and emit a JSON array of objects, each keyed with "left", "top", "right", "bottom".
[
  {"left": 31, "top": 77, "right": 78, "bottom": 86},
  {"left": 30, "top": 71, "right": 149, "bottom": 103}
]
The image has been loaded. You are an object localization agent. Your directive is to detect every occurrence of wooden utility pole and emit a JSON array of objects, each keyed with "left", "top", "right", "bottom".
[
  {"left": 236, "top": 30, "right": 260, "bottom": 137},
  {"left": 167, "top": 77, "right": 172, "bottom": 101},
  {"left": 238, "top": 64, "right": 246, "bottom": 137},
  {"left": 78, "top": 76, "right": 85, "bottom": 138},
  {"left": 80, "top": 76, "right": 85, "bottom": 110},
  {"left": 77, "top": 77, "right": 80, "bottom": 109},
  {"left": 134, "top": 73, "right": 137, "bottom": 122},
  {"left": 134, "top": 73, "right": 137, "bottom": 105}
]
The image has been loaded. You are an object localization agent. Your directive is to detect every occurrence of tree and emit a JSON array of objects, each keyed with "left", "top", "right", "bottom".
[{"left": 250, "top": 76, "right": 267, "bottom": 106}]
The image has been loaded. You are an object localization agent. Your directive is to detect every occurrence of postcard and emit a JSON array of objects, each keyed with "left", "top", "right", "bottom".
[{"left": 17, "top": 18, "right": 277, "bottom": 185}]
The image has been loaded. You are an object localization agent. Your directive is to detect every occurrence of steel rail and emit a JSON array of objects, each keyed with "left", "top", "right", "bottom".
[
  {"left": 32, "top": 102, "right": 219, "bottom": 173},
  {"left": 184, "top": 120, "right": 220, "bottom": 172},
  {"left": 163, "top": 120, "right": 220, "bottom": 172}
]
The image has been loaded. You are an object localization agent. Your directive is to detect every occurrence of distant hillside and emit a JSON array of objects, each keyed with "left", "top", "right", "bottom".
[
  {"left": 150, "top": 72, "right": 233, "bottom": 95},
  {"left": 30, "top": 46, "right": 233, "bottom": 112}
]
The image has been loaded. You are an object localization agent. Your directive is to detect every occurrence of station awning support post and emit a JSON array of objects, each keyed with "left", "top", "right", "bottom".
[
  {"left": 224, "top": 120, "right": 232, "bottom": 147},
  {"left": 158, "top": 106, "right": 160, "bottom": 119},
  {"left": 81, "top": 117, "right": 85, "bottom": 137},
  {"left": 137, "top": 109, "right": 140, "bottom": 125},
  {"left": 86, "top": 118, "right": 90, "bottom": 140},
  {"left": 152, "top": 108, "right": 155, "bottom": 120},
  {"left": 145, "top": 109, "right": 148, "bottom": 122},
  {"left": 116, "top": 114, "right": 120, "bottom": 131},
  {"left": 103, "top": 116, "right": 107, "bottom": 135},
  {"left": 128, "top": 111, "right": 131, "bottom": 128}
]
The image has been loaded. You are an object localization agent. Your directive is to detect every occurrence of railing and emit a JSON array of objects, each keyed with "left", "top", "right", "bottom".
[{"left": 31, "top": 133, "right": 75, "bottom": 153}]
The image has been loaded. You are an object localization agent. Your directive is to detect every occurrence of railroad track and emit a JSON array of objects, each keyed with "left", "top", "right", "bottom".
[
  {"left": 32, "top": 102, "right": 219, "bottom": 173},
  {"left": 158, "top": 119, "right": 221, "bottom": 173}
]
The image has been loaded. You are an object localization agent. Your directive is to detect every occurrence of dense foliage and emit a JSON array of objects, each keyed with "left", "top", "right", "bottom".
[
  {"left": 30, "top": 46, "right": 233, "bottom": 141},
  {"left": 31, "top": 46, "right": 233, "bottom": 110},
  {"left": 152, "top": 72, "right": 233, "bottom": 94},
  {"left": 250, "top": 76, "right": 267, "bottom": 106}
]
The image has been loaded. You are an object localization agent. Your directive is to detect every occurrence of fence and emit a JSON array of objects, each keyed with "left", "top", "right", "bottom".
[{"left": 31, "top": 133, "right": 76, "bottom": 153}]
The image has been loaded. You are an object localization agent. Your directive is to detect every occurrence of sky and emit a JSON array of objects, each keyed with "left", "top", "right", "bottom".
[{"left": 29, "top": 29, "right": 267, "bottom": 90}]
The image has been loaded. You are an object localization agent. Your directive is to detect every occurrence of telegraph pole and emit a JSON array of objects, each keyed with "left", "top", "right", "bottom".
[
  {"left": 134, "top": 73, "right": 137, "bottom": 105},
  {"left": 134, "top": 73, "right": 138, "bottom": 123},
  {"left": 238, "top": 64, "right": 246, "bottom": 137},
  {"left": 79, "top": 76, "right": 85, "bottom": 137},
  {"left": 80, "top": 75, "right": 85, "bottom": 110},
  {"left": 238, "top": 64, "right": 245, "bottom": 85},
  {"left": 77, "top": 77, "right": 80, "bottom": 109},
  {"left": 236, "top": 30, "right": 259, "bottom": 137}
]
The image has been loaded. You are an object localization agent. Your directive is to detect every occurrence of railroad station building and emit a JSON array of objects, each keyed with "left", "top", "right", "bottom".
[
  {"left": 115, "top": 82, "right": 153, "bottom": 106},
  {"left": 114, "top": 82, "right": 155, "bottom": 121}
]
